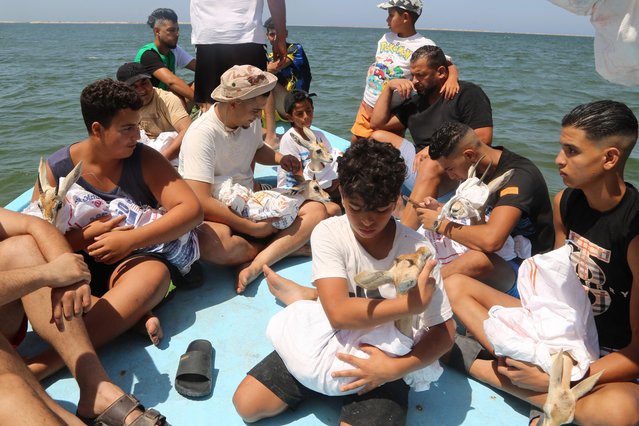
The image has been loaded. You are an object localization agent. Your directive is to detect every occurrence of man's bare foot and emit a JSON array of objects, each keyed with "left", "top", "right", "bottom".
[
  {"left": 236, "top": 263, "right": 262, "bottom": 294},
  {"left": 289, "top": 243, "right": 312, "bottom": 257},
  {"left": 263, "top": 265, "right": 317, "bottom": 305},
  {"left": 134, "top": 313, "right": 163, "bottom": 346}
]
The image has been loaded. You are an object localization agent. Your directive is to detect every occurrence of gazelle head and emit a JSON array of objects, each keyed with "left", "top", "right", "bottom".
[
  {"left": 286, "top": 175, "right": 331, "bottom": 204},
  {"left": 290, "top": 127, "right": 333, "bottom": 172},
  {"left": 438, "top": 156, "right": 515, "bottom": 223},
  {"left": 542, "top": 350, "right": 604, "bottom": 426},
  {"left": 354, "top": 246, "right": 434, "bottom": 337},
  {"left": 37, "top": 157, "right": 83, "bottom": 227}
]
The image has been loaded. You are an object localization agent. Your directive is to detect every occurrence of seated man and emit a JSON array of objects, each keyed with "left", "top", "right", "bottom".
[
  {"left": 136, "top": 8, "right": 195, "bottom": 105},
  {"left": 179, "top": 65, "right": 328, "bottom": 293},
  {"left": 415, "top": 121, "right": 554, "bottom": 293},
  {"left": 117, "top": 62, "right": 192, "bottom": 164},
  {"left": 443, "top": 101, "right": 639, "bottom": 426},
  {"left": 2, "top": 208, "right": 165, "bottom": 424},
  {"left": 264, "top": 17, "right": 312, "bottom": 119},
  {"left": 370, "top": 45, "right": 493, "bottom": 229}
]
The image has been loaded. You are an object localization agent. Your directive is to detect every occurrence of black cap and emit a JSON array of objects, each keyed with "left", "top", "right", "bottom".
[
  {"left": 284, "top": 90, "right": 317, "bottom": 115},
  {"left": 116, "top": 62, "right": 151, "bottom": 85}
]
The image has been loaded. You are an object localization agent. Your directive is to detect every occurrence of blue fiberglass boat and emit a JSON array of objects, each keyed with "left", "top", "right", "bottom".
[{"left": 8, "top": 126, "right": 529, "bottom": 425}]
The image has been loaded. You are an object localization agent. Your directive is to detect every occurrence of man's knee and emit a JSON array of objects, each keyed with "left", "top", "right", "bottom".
[
  {"left": 0, "top": 235, "right": 45, "bottom": 270},
  {"left": 577, "top": 384, "right": 639, "bottom": 426},
  {"left": 233, "top": 376, "right": 286, "bottom": 423}
]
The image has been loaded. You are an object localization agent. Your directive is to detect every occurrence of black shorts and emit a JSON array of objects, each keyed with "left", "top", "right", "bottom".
[
  {"left": 194, "top": 43, "right": 268, "bottom": 103},
  {"left": 81, "top": 251, "right": 184, "bottom": 297},
  {"left": 248, "top": 351, "right": 409, "bottom": 426}
]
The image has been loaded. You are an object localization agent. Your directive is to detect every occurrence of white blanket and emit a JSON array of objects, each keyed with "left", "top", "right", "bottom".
[
  {"left": 267, "top": 299, "right": 443, "bottom": 396},
  {"left": 483, "top": 245, "right": 599, "bottom": 380}
]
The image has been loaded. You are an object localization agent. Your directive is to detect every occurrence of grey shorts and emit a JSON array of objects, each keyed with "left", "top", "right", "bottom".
[{"left": 248, "top": 351, "right": 409, "bottom": 426}]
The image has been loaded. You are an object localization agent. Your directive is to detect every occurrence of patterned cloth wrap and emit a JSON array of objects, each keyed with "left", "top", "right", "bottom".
[
  {"left": 23, "top": 183, "right": 199, "bottom": 274},
  {"left": 216, "top": 178, "right": 305, "bottom": 230},
  {"left": 138, "top": 130, "right": 179, "bottom": 167}
]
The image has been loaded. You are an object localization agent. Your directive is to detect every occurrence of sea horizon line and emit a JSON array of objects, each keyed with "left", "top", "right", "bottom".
[{"left": 0, "top": 21, "right": 593, "bottom": 38}]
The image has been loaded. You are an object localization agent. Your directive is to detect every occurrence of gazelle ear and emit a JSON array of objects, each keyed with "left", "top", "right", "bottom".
[
  {"left": 58, "top": 160, "right": 83, "bottom": 199},
  {"left": 571, "top": 370, "right": 604, "bottom": 400},
  {"left": 548, "top": 351, "right": 566, "bottom": 392},
  {"left": 354, "top": 271, "right": 394, "bottom": 289},
  {"left": 486, "top": 169, "right": 514, "bottom": 194},
  {"left": 302, "top": 126, "right": 316, "bottom": 143},
  {"left": 467, "top": 154, "right": 486, "bottom": 179},
  {"left": 290, "top": 131, "right": 312, "bottom": 149},
  {"left": 38, "top": 157, "right": 53, "bottom": 193}
]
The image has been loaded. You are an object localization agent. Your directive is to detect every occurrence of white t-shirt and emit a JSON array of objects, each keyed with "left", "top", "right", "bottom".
[
  {"left": 362, "top": 32, "right": 437, "bottom": 108},
  {"left": 172, "top": 45, "right": 194, "bottom": 69},
  {"left": 311, "top": 215, "right": 452, "bottom": 332},
  {"left": 276, "top": 127, "right": 332, "bottom": 188},
  {"left": 178, "top": 105, "right": 264, "bottom": 195},
  {"left": 190, "top": 0, "right": 266, "bottom": 45}
]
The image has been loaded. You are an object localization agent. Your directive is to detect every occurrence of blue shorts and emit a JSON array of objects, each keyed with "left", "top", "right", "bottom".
[{"left": 505, "top": 258, "right": 523, "bottom": 299}]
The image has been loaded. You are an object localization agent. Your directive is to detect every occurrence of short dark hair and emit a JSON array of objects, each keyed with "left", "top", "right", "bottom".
[
  {"left": 429, "top": 121, "right": 473, "bottom": 160},
  {"left": 284, "top": 90, "right": 315, "bottom": 115},
  {"left": 337, "top": 139, "right": 406, "bottom": 209},
  {"left": 410, "top": 45, "right": 447, "bottom": 69},
  {"left": 147, "top": 8, "right": 178, "bottom": 28},
  {"left": 562, "top": 100, "right": 638, "bottom": 143},
  {"left": 263, "top": 17, "right": 275, "bottom": 30},
  {"left": 80, "top": 79, "right": 142, "bottom": 133}
]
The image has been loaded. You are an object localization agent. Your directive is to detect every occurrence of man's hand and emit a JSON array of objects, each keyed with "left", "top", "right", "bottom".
[
  {"left": 87, "top": 228, "right": 135, "bottom": 265},
  {"left": 50, "top": 281, "right": 92, "bottom": 331},
  {"left": 406, "top": 259, "right": 438, "bottom": 315},
  {"left": 272, "top": 38, "right": 288, "bottom": 69},
  {"left": 387, "top": 78, "right": 415, "bottom": 100},
  {"left": 45, "top": 252, "right": 91, "bottom": 288},
  {"left": 279, "top": 154, "right": 301, "bottom": 174},
  {"left": 415, "top": 207, "right": 440, "bottom": 232},
  {"left": 83, "top": 214, "right": 127, "bottom": 241},
  {"left": 333, "top": 345, "right": 400, "bottom": 395},
  {"left": 497, "top": 357, "right": 550, "bottom": 392}
]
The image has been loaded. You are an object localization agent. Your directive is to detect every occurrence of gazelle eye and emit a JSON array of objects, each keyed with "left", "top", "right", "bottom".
[{"left": 54, "top": 201, "right": 62, "bottom": 211}]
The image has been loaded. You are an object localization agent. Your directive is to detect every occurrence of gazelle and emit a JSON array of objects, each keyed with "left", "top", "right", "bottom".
[
  {"left": 289, "top": 126, "right": 333, "bottom": 174},
  {"left": 354, "top": 246, "right": 434, "bottom": 337},
  {"left": 541, "top": 350, "right": 604, "bottom": 426},
  {"left": 36, "top": 157, "right": 83, "bottom": 231}
]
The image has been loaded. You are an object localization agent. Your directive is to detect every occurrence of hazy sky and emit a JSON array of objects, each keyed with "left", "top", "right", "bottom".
[{"left": 3, "top": 0, "right": 594, "bottom": 36}]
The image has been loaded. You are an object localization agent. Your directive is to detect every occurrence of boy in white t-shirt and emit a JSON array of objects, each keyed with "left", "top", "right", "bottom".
[
  {"left": 350, "top": 0, "right": 459, "bottom": 142},
  {"left": 277, "top": 90, "right": 342, "bottom": 216},
  {"left": 233, "top": 139, "right": 454, "bottom": 425}
]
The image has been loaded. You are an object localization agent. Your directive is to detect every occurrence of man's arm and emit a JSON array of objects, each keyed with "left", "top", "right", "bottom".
[
  {"left": 152, "top": 67, "right": 194, "bottom": 101},
  {"left": 418, "top": 204, "right": 523, "bottom": 253},
  {"left": 267, "top": 0, "right": 287, "bottom": 64},
  {"left": 370, "top": 79, "right": 411, "bottom": 131},
  {"left": 552, "top": 190, "right": 568, "bottom": 249}
]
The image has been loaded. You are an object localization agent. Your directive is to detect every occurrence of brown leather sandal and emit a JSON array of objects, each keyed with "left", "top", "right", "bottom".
[{"left": 79, "top": 393, "right": 166, "bottom": 426}]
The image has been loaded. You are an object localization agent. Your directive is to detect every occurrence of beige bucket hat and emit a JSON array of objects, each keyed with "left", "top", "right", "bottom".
[{"left": 211, "top": 65, "right": 277, "bottom": 102}]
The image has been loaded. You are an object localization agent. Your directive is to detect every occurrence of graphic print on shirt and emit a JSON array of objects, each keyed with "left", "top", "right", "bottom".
[
  {"left": 568, "top": 230, "right": 612, "bottom": 315},
  {"left": 366, "top": 42, "right": 410, "bottom": 97}
]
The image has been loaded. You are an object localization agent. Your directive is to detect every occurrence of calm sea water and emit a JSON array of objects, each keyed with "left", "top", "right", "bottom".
[{"left": 1, "top": 23, "right": 638, "bottom": 206}]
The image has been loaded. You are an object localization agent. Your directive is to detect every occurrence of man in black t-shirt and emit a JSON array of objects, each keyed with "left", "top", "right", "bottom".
[
  {"left": 370, "top": 45, "right": 493, "bottom": 229},
  {"left": 415, "top": 121, "right": 554, "bottom": 293}
]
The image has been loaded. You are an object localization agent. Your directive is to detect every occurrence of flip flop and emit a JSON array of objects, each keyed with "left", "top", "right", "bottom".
[{"left": 175, "top": 339, "right": 214, "bottom": 398}]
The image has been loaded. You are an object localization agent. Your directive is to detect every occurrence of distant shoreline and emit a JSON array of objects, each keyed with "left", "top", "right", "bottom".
[{"left": 0, "top": 21, "right": 593, "bottom": 38}]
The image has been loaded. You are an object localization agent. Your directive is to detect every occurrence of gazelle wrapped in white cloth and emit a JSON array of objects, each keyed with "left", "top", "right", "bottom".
[
  {"left": 267, "top": 245, "right": 446, "bottom": 396},
  {"left": 24, "top": 162, "right": 199, "bottom": 274},
  {"left": 483, "top": 245, "right": 600, "bottom": 380}
]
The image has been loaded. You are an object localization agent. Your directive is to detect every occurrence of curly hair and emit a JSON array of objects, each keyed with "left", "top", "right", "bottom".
[
  {"left": 429, "top": 121, "right": 473, "bottom": 160},
  {"left": 337, "top": 139, "right": 406, "bottom": 209},
  {"left": 80, "top": 79, "right": 142, "bottom": 133}
]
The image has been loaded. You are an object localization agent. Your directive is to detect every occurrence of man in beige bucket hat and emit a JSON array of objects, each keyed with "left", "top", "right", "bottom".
[{"left": 179, "top": 65, "right": 328, "bottom": 293}]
